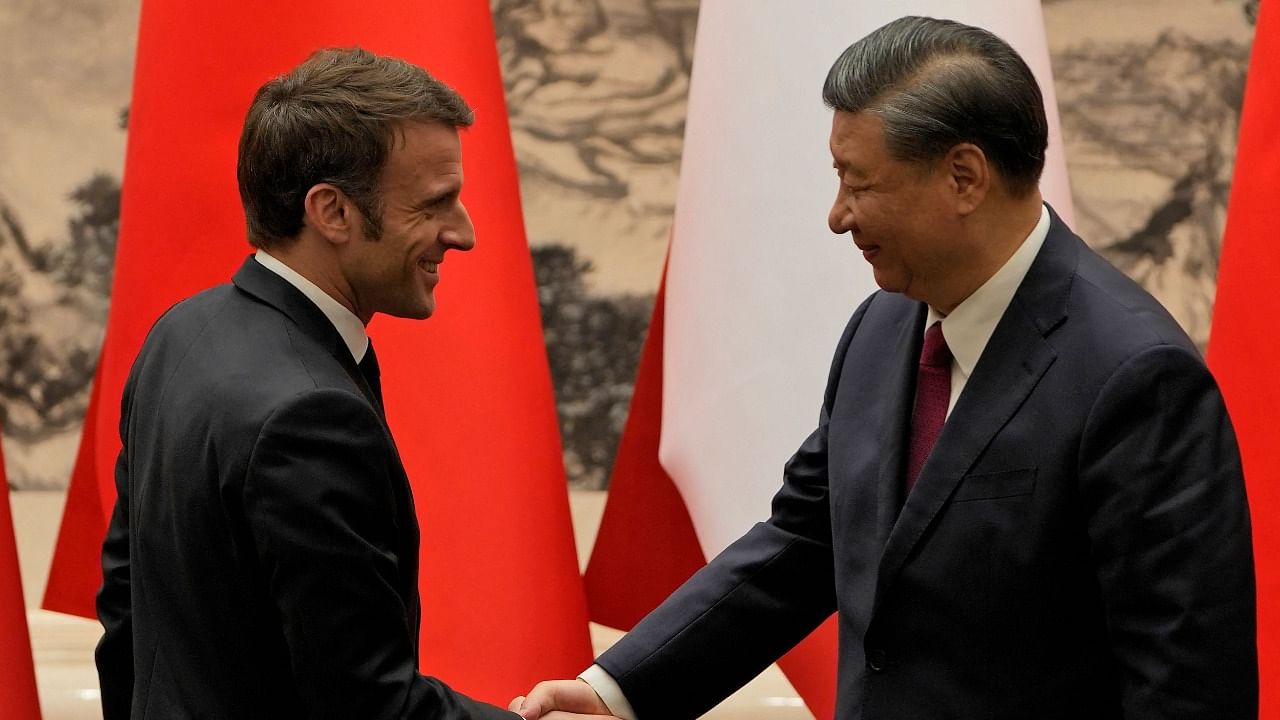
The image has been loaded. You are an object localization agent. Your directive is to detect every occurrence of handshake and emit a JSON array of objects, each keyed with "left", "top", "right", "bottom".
[{"left": 508, "top": 678, "right": 623, "bottom": 720}]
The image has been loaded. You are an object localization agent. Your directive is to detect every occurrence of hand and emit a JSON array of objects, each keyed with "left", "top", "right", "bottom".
[{"left": 510, "top": 678, "right": 621, "bottom": 719}]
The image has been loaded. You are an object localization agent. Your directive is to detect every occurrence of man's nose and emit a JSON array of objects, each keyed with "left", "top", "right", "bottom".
[
  {"left": 444, "top": 202, "right": 476, "bottom": 251},
  {"left": 829, "top": 197, "right": 853, "bottom": 234}
]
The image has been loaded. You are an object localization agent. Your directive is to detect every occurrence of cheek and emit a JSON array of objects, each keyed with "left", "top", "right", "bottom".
[{"left": 407, "top": 220, "right": 438, "bottom": 248}]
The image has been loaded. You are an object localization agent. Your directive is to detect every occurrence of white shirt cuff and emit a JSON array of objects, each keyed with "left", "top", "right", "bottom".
[{"left": 579, "top": 664, "right": 638, "bottom": 720}]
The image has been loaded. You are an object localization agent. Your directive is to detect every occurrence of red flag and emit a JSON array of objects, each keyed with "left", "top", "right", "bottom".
[
  {"left": 1206, "top": 0, "right": 1280, "bottom": 713},
  {"left": 44, "top": 0, "right": 591, "bottom": 704},
  {"left": 0, "top": 432, "right": 42, "bottom": 719},
  {"left": 42, "top": 359, "right": 107, "bottom": 618},
  {"left": 585, "top": 3, "right": 1070, "bottom": 716}
]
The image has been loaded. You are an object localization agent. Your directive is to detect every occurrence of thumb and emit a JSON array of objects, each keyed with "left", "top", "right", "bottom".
[{"left": 508, "top": 695, "right": 542, "bottom": 719}]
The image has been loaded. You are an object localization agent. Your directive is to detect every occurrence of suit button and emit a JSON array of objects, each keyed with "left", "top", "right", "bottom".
[{"left": 866, "top": 649, "right": 889, "bottom": 672}]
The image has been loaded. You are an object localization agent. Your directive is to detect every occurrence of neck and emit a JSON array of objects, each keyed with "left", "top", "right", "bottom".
[
  {"left": 929, "top": 191, "right": 1043, "bottom": 314},
  {"left": 262, "top": 236, "right": 368, "bottom": 325}
]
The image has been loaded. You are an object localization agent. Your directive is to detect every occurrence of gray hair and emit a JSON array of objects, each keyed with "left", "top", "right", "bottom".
[
  {"left": 237, "top": 47, "right": 474, "bottom": 248},
  {"left": 823, "top": 16, "right": 1047, "bottom": 197}
]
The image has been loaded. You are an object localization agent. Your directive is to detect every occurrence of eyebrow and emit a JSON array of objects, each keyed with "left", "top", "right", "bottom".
[
  {"left": 415, "top": 184, "right": 461, "bottom": 210},
  {"left": 833, "top": 161, "right": 867, "bottom": 179}
]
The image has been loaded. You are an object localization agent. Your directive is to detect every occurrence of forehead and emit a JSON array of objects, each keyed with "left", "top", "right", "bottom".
[{"left": 828, "top": 110, "right": 890, "bottom": 171}]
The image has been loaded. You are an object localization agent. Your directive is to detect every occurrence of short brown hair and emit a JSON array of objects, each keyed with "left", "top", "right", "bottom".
[{"left": 237, "top": 47, "right": 474, "bottom": 247}]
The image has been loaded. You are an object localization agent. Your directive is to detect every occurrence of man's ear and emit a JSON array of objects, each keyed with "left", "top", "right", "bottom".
[
  {"left": 943, "top": 143, "right": 989, "bottom": 216},
  {"left": 302, "top": 183, "right": 355, "bottom": 245}
]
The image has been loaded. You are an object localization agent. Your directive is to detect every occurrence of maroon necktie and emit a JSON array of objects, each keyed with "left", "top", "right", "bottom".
[{"left": 906, "top": 321, "right": 952, "bottom": 491}]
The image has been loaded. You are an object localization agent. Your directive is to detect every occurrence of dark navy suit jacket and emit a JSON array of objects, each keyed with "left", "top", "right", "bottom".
[
  {"left": 96, "top": 257, "right": 514, "bottom": 719},
  {"left": 598, "top": 208, "right": 1257, "bottom": 719}
]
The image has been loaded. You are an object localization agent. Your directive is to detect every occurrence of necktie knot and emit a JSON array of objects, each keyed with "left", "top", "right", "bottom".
[{"left": 920, "top": 322, "right": 952, "bottom": 368}]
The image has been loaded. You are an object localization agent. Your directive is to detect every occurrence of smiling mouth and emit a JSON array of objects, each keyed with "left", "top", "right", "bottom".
[{"left": 420, "top": 259, "right": 439, "bottom": 273}]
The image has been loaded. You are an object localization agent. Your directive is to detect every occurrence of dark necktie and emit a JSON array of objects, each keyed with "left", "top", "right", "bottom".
[
  {"left": 358, "top": 340, "right": 384, "bottom": 414},
  {"left": 906, "top": 321, "right": 952, "bottom": 491}
]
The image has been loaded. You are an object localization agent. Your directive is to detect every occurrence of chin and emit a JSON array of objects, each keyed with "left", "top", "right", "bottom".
[
  {"left": 386, "top": 302, "right": 435, "bottom": 320},
  {"left": 871, "top": 271, "right": 906, "bottom": 295},
  {"left": 406, "top": 291, "right": 436, "bottom": 319}
]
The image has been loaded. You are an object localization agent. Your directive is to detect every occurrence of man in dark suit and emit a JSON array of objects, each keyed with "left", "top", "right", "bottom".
[
  {"left": 96, "top": 48, "right": 520, "bottom": 719},
  {"left": 514, "top": 16, "right": 1257, "bottom": 720}
]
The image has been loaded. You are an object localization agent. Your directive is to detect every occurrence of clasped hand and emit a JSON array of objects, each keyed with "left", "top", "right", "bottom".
[{"left": 509, "top": 678, "right": 622, "bottom": 720}]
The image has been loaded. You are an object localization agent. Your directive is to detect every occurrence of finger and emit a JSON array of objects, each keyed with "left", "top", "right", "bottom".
[
  {"left": 524, "top": 679, "right": 609, "bottom": 714},
  {"left": 510, "top": 696, "right": 543, "bottom": 719},
  {"left": 540, "top": 713, "right": 621, "bottom": 720}
]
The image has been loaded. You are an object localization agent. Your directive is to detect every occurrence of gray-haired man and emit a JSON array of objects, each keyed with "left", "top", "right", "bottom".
[{"left": 515, "top": 16, "right": 1256, "bottom": 720}]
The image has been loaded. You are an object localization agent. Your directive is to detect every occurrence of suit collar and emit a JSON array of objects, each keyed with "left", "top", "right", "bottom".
[
  {"left": 1006, "top": 203, "right": 1078, "bottom": 338},
  {"left": 253, "top": 249, "right": 368, "bottom": 362},
  {"left": 934, "top": 203, "right": 1051, "bottom": 383},
  {"left": 873, "top": 205, "right": 1080, "bottom": 608},
  {"left": 231, "top": 256, "right": 373, "bottom": 404}
]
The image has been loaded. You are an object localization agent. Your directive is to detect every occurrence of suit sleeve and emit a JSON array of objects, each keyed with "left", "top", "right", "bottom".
[
  {"left": 95, "top": 378, "right": 137, "bottom": 720},
  {"left": 243, "top": 388, "right": 515, "bottom": 720},
  {"left": 595, "top": 295, "right": 874, "bottom": 720},
  {"left": 96, "top": 451, "right": 135, "bottom": 720},
  {"left": 1079, "top": 344, "right": 1257, "bottom": 719}
]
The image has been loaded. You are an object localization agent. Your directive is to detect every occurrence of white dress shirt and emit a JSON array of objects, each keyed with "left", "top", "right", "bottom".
[
  {"left": 254, "top": 249, "right": 369, "bottom": 362},
  {"left": 580, "top": 204, "right": 1051, "bottom": 719}
]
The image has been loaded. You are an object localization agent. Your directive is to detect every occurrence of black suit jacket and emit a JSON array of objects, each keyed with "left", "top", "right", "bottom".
[
  {"left": 598, "top": 208, "right": 1257, "bottom": 719},
  {"left": 96, "top": 257, "right": 515, "bottom": 719}
]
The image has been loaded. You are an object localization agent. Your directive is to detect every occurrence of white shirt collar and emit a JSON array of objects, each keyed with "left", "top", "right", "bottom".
[
  {"left": 254, "top": 249, "right": 369, "bottom": 362},
  {"left": 927, "top": 203, "right": 1051, "bottom": 381}
]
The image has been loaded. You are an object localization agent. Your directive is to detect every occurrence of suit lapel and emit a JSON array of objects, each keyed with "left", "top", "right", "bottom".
[
  {"left": 874, "top": 208, "right": 1079, "bottom": 608},
  {"left": 872, "top": 303, "right": 927, "bottom": 546}
]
